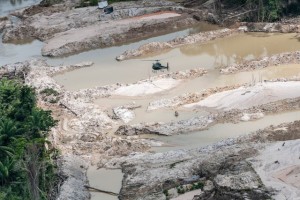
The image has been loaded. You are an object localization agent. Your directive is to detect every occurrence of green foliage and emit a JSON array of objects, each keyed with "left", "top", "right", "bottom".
[
  {"left": 163, "top": 189, "right": 169, "bottom": 197},
  {"left": 284, "top": 2, "right": 300, "bottom": 15},
  {"left": 108, "top": 0, "right": 132, "bottom": 3},
  {"left": 177, "top": 186, "right": 185, "bottom": 194},
  {"left": 263, "top": 0, "right": 281, "bottom": 21},
  {"left": 40, "top": 88, "right": 59, "bottom": 97},
  {"left": 89, "top": 0, "right": 98, "bottom": 6},
  {"left": 221, "top": 0, "right": 288, "bottom": 22},
  {"left": 39, "top": 0, "right": 64, "bottom": 7},
  {"left": 0, "top": 78, "right": 58, "bottom": 199},
  {"left": 191, "top": 182, "right": 204, "bottom": 190},
  {"left": 40, "top": 88, "right": 60, "bottom": 104}
]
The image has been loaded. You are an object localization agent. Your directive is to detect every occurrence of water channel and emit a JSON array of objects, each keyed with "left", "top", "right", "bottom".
[
  {"left": 145, "top": 110, "right": 300, "bottom": 152},
  {"left": 0, "top": 0, "right": 41, "bottom": 17},
  {"left": 86, "top": 33, "right": 300, "bottom": 199},
  {"left": 2, "top": 2, "right": 300, "bottom": 199},
  {"left": 87, "top": 166, "right": 123, "bottom": 200},
  {"left": 53, "top": 32, "right": 300, "bottom": 91}
]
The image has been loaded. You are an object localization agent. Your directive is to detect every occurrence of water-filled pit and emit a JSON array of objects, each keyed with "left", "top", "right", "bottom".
[{"left": 2, "top": 4, "right": 300, "bottom": 198}]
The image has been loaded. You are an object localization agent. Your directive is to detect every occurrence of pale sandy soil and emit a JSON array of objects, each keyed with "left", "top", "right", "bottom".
[
  {"left": 113, "top": 78, "right": 181, "bottom": 96},
  {"left": 130, "top": 11, "right": 180, "bottom": 19},
  {"left": 137, "top": 12, "right": 180, "bottom": 20},
  {"left": 250, "top": 139, "right": 300, "bottom": 200},
  {"left": 184, "top": 82, "right": 300, "bottom": 110},
  {"left": 42, "top": 12, "right": 182, "bottom": 55}
]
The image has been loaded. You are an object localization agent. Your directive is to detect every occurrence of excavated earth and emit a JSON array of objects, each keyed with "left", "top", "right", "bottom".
[
  {"left": 1, "top": 0, "right": 300, "bottom": 200},
  {"left": 1, "top": 0, "right": 214, "bottom": 57},
  {"left": 2, "top": 56, "right": 300, "bottom": 200},
  {"left": 106, "top": 120, "right": 300, "bottom": 200}
]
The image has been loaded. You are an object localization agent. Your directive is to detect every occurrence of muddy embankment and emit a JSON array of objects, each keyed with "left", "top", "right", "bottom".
[
  {"left": 116, "top": 24, "right": 300, "bottom": 64},
  {"left": 2, "top": 1, "right": 300, "bottom": 199},
  {"left": 116, "top": 28, "right": 242, "bottom": 61},
  {"left": 106, "top": 120, "right": 300, "bottom": 200},
  {"left": 1, "top": 0, "right": 214, "bottom": 57},
  {"left": 115, "top": 91, "right": 300, "bottom": 136},
  {"left": 0, "top": 59, "right": 209, "bottom": 198},
  {"left": 0, "top": 59, "right": 148, "bottom": 199},
  {"left": 0, "top": 17, "right": 10, "bottom": 33},
  {"left": 2, "top": 56, "right": 300, "bottom": 199}
]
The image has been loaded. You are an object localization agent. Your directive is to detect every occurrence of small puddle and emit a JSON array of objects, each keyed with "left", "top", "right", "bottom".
[
  {"left": 87, "top": 166, "right": 123, "bottom": 200},
  {"left": 143, "top": 110, "right": 300, "bottom": 152}
]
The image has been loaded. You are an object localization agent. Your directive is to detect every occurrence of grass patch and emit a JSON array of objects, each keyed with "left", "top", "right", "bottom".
[{"left": 40, "top": 88, "right": 59, "bottom": 96}]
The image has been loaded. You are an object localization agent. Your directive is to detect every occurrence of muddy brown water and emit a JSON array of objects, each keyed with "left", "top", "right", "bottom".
[
  {"left": 2, "top": 7, "right": 300, "bottom": 198},
  {"left": 144, "top": 110, "right": 300, "bottom": 152},
  {"left": 87, "top": 166, "right": 123, "bottom": 200},
  {"left": 95, "top": 64, "right": 300, "bottom": 126},
  {"left": 93, "top": 52, "right": 300, "bottom": 200},
  {"left": 0, "top": 35, "right": 43, "bottom": 65},
  {"left": 54, "top": 32, "right": 300, "bottom": 91},
  {"left": 86, "top": 110, "right": 300, "bottom": 200}
]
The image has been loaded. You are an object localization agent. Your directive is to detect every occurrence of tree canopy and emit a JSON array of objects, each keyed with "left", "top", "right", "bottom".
[{"left": 0, "top": 78, "right": 58, "bottom": 200}]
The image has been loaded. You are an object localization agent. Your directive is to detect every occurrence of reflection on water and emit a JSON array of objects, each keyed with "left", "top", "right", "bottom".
[
  {"left": 187, "top": 22, "right": 219, "bottom": 35},
  {"left": 178, "top": 32, "right": 300, "bottom": 67},
  {"left": 0, "top": 34, "right": 43, "bottom": 66},
  {"left": 94, "top": 63, "right": 300, "bottom": 125},
  {"left": 169, "top": 64, "right": 300, "bottom": 96},
  {"left": 54, "top": 33, "right": 300, "bottom": 91},
  {"left": 8, "top": 0, "right": 23, "bottom": 6},
  {"left": 147, "top": 110, "right": 300, "bottom": 152},
  {"left": 51, "top": 24, "right": 219, "bottom": 90},
  {"left": 0, "top": 23, "right": 217, "bottom": 66},
  {"left": 0, "top": 0, "right": 41, "bottom": 16}
]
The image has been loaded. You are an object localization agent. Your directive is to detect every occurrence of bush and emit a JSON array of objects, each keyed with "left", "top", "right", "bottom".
[
  {"left": 0, "top": 79, "right": 58, "bottom": 199},
  {"left": 40, "top": 88, "right": 59, "bottom": 96},
  {"left": 89, "top": 0, "right": 98, "bottom": 6}
]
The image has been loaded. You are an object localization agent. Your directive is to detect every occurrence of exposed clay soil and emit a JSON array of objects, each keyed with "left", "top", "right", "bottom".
[{"left": 1, "top": 0, "right": 300, "bottom": 200}]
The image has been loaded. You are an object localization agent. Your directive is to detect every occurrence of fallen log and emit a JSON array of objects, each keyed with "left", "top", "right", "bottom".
[
  {"left": 59, "top": 103, "right": 78, "bottom": 116},
  {"left": 84, "top": 185, "right": 118, "bottom": 196}
]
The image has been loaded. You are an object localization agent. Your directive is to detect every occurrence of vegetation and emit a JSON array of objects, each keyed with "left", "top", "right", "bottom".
[
  {"left": 191, "top": 182, "right": 204, "bottom": 190},
  {"left": 108, "top": 0, "right": 133, "bottom": 3},
  {"left": 0, "top": 78, "right": 58, "bottom": 200},
  {"left": 163, "top": 189, "right": 169, "bottom": 197},
  {"left": 40, "top": 88, "right": 59, "bottom": 97},
  {"left": 177, "top": 186, "right": 185, "bottom": 194},
  {"left": 39, "top": 0, "right": 64, "bottom": 7},
  {"left": 220, "top": 0, "right": 300, "bottom": 22},
  {"left": 175, "top": 181, "right": 204, "bottom": 195},
  {"left": 183, "top": 0, "right": 300, "bottom": 22},
  {"left": 40, "top": 88, "right": 60, "bottom": 104}
]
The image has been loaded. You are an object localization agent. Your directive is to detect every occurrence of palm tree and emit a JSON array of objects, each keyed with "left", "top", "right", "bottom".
[
  {"left": 0, "top": 119, "right": 18, "bottom": 145},
  {"left": 25, "top": 109, "right": 57, "bottom": 139},
  {"left": 0, "top": 134, "right": 15, "bottom": 185},
  {"left": 0, "top": 156, "right": 16, "bottom": 185}
]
